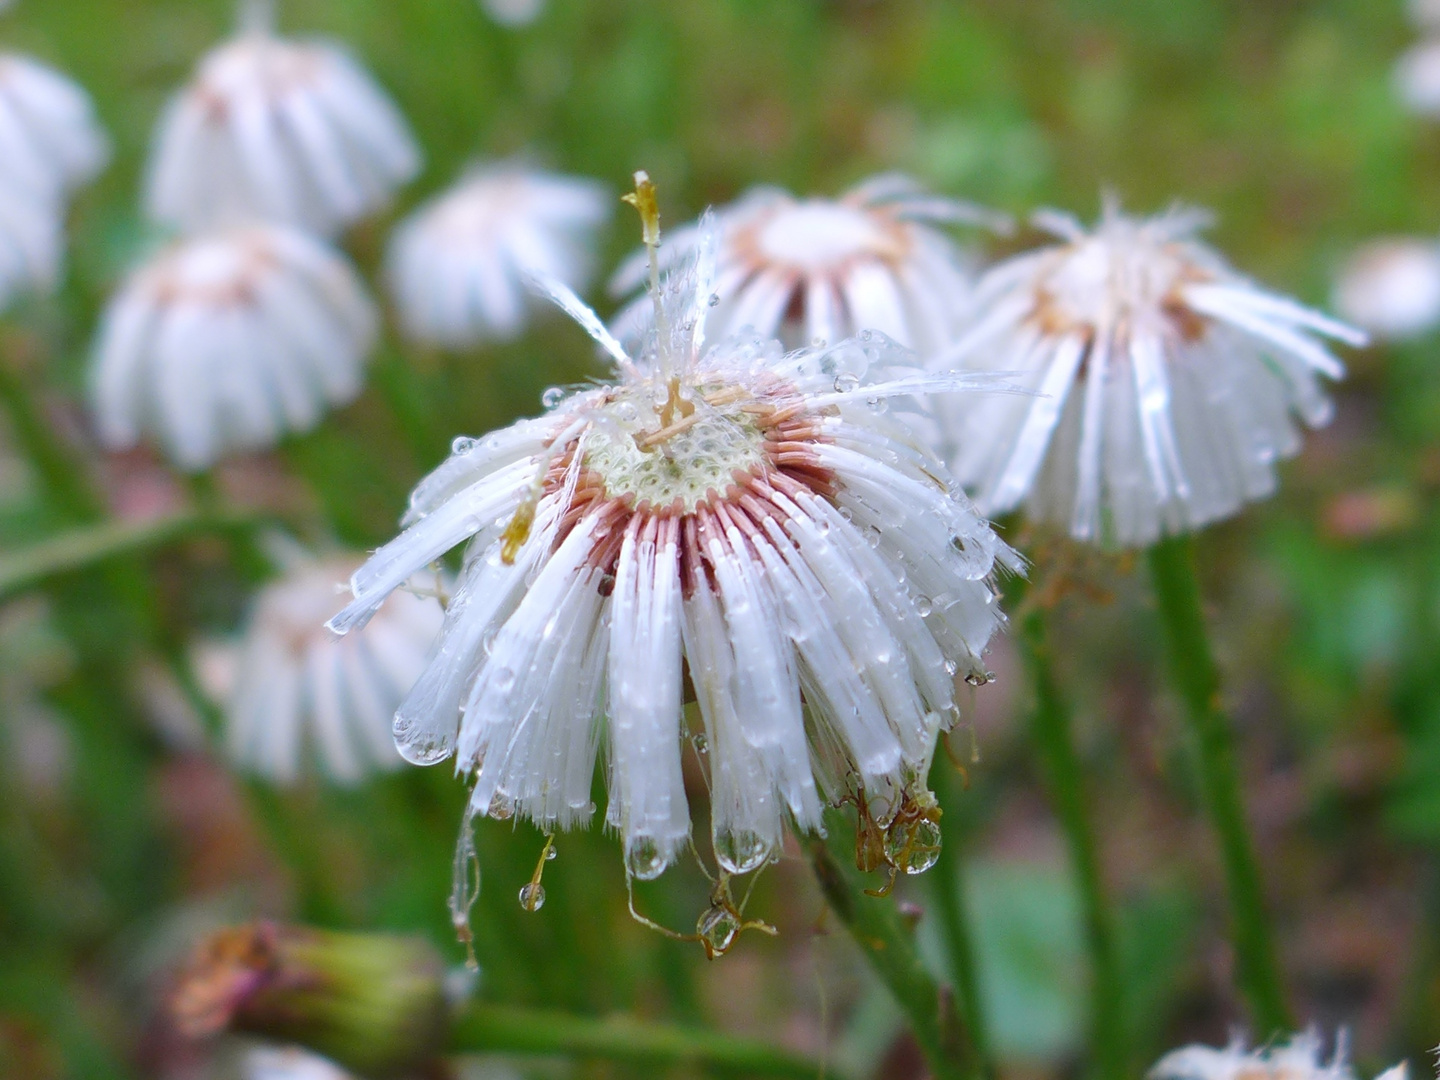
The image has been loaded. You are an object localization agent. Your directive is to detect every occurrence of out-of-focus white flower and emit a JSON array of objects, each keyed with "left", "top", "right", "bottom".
[
  {"left": 212, "top": 551, "right": 443, "bottom": 786},
  {"left": 0, "top": 52, "right": 109, "bottom": 311},
  {"left": 145, "top": 1, "right": 420, "bottom": 235},
  {"left": 0, "top": 52, "right": 109, "bottom": 202},
  {"left": 1151, "top": 1030, "right": 1404, "bottom": 1080},
  {"left": 610, "top": 174, "right": 1003, "bottom": 358},
  {"left": 243, "top": 1044, "right": 355, "bottom": 1080},
  {"left": 0, "top": 179, "right": 60, "bottom": 312},
  {"left": 480, "top": 0, "right": 546, "bottom": 28},
  {"left": 387, "top": 161, "right": 608, "bottom": 348},
  {"left": 1396, "top": 38, "right": 1440, "bottom": 116},
  {"left": 1411, "top": 0, "right": 1440, "bottom": 30},
  {"left": 1332, "top": 236, "right": 1440, "bottom": 341},
  {"left": 330, "top": 175, "right": 1017, "bottom": 886},
  {"left": 91, "top": 223, "right": 378, "bottom": 472},
  {"left": 939, "top": 201, "right": 1364, "bottom": 548}
]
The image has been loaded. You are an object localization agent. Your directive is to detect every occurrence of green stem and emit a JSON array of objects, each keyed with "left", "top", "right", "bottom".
[
  {"left": 930, "top": 764, "right": 995, "bottom": 1079},
  {"left": 0, "top": 359, "right": 101, "bottom": 522},
  {"left": 0, "top": 510, "right": 260, "bottom": 603},
  {"left": 1147, "top": 535, "right": 1292, "bottom": 1034},
  {"left": 1019, "top": 604, "right": 1126, "bottom": 1080},
  {"left": 449, "top": 1003, "right": 821, "bottom": 1077},
  {"left": 807, "top": 822, "right": 977, "bottom": 1080}
]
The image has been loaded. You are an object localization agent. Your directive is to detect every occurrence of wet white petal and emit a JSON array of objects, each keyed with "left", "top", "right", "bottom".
[{"left": 938, "top": 202, "right": 1361, "bottom": 547}]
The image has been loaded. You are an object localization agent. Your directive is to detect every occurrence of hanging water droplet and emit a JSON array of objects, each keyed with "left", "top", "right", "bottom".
[
  {"left": 545, "top": 845, "right": 558, "bottom": 861},
  {"left": 541, "top": 386, "right": 566, "bottom": 409},
  {"left": 901, "top": 820, "right": 942, "bottom": 875},
  {"left": 451, "top": 436, "right": 477, "bottom": 456},
  {"left": 964, "top": 671, "right": 994, "bottom": 687},
  {"left": 714, "top": 829, "right": 769, "bottom": 875},
  {"left": 696, "top": 905, "right": 740, "bottom": 957},
  {"left": 626, "top": 837, "right": 668, "bottom": 881},
  {"left": 832, "top": 373, "right": 860, "bottom": 393},
  {"left": 487, "top": 794, "right": 514, "bottom": 821},
  {"left": 518, "top": 882, "right": 546, "bottom": 911}
]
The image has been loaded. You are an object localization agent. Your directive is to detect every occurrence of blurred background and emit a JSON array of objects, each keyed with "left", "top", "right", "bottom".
[{"left": 1, "top": 0, "right": 1439, "bottom": 1076}]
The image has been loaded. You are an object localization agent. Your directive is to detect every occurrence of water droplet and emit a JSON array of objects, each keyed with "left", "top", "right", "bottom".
[
  {"left": 692, "top": 733, "right": 709, "bottom": 755},
  {"left": 626, "top": 837, "right": 668, "bottom": 881},
  {"left": 708, "top": 293, "right": 721, "bottom": 307},
  {"left": 518, "top": 883, "right": 546, "bottom": 911},
  {"left": 697, "top": 906, "right": 740, "bottom": 956},
  {"left": 542, "top": 386, "right": 566, "bottom": 409},
  {"left": 964, "top": 671, "right": 994, "bottom": 687},
  {"left": 866, "top": 396, "right": 886, "bottom": 412},
  {"left": 866, "top": 525, "right": 882, "bottom": 548},
  {"left": 545, "top": 846, "right": 558, "bottom": 861},
  {"left": 714, "top": 829, "right": 769, "bottom": 875},
  {"left": 858, "top": 329, "right": 875, "bottom": 343},
  {"left": 451, "top": 436, "right": 477, "bottom": 456},
  {"left": 915, "top": 596, "right": 934, "bottom": 617},
  {"left": 903, "top": 820, "right": 942, "bottom": 875},
  {"left": 832, "top": 373, "right": 860, "bottom": 393},
  {"left": 487, "top": 794, "right": 514, "bottom": 821},
  {"left": 812, "top": 336, "right": 828, "bottom": 348},
  {"left": 943, "top": 658, "right": 959, "bottom": 676}
]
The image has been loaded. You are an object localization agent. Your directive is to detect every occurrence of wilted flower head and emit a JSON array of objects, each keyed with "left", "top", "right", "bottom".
[
  {"left": 611, "top": 173, "right": 1003, "bottom": 358},
  {"left": 0, "top": 52, "right": 109, "bottom": 202},
  {"left": 145, "top": 0, "right": 420, "bottom": 235},
  {"left": 1151, "top": 1030, "right": 1405, "bottom": 1080},
  {"left": 169, "top": 922, "right": 447, "bottom": 1078},
  {"left": 330, "top": 174, "right": 1017, "bottom": 888},
  {"left": 90, "top": 223, "right": 378, "bottom": 471},
  {"left": 1333, "top": 237, "right": 1440, "bottom": 342},
  {"left": 386, "top": 161, "right": 609, "bottom": 348},
  {"left": 205, "top": 548, "right": 443, "bottom": 786},
  {"left": 939, "top": 201, "right": 1364, "bottom": 548}
]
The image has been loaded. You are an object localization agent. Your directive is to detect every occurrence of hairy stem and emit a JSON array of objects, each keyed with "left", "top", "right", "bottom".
[
  {"left": 807, "top": 822, "right": 978, "bottom": 1080},
  {"left": 1019, "top": 603, "right": 1127, "bottom": 1080},
  {"left": 449, "top": 1002, "right": 821, "bottom": 1077},
  {"left": 1147, "top": 534, "right": 1292, "bottom": 1034}
]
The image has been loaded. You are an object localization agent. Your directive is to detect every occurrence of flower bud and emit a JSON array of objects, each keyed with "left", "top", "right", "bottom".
[{"left": 169, "top": 922, "right": 447, "bottom": 1078}]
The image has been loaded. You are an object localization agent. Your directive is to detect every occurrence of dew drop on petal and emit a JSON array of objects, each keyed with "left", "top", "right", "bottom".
[
  {"left": 518, "top": 883, "right": 546, "bottom": 911},
  {"left": 833, "top": 373, "right": 861, "bottom": 393},
  {"left": 451, "top": 436, "right": 477, "bottom": 455},
  {"left": 692, "top": 733, "right": 709, "bottom": 755},
  {"left": 915, "top": 596, "right": 934, "bottom": 617},
  {"left": 714, "top": 829, "right": 769, "bottom": 875},
  {"left": 626, "top": 837, "right": 668, "bottom": 881},
  {"left": 708, "top": 293, "right": 720, "bottom": 307},
  {"left": 541, "top": 386, "right": 566, "bottom": 409}
]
